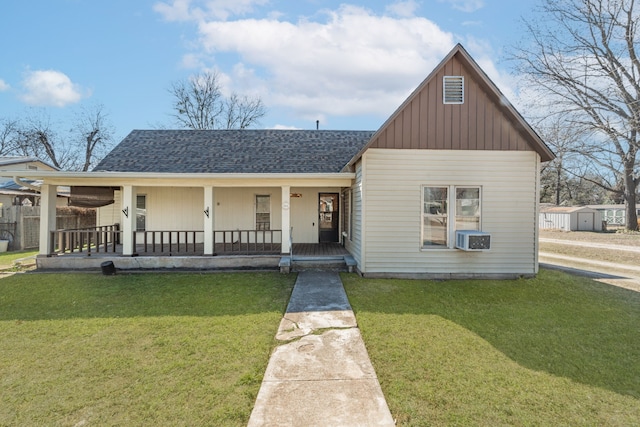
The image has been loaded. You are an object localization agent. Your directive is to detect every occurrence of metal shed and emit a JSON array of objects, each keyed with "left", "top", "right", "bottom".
[{"left": 539, "top": 206, "right": 603, "bottom": 231}]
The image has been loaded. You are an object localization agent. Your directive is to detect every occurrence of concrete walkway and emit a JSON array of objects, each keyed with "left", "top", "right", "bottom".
[{"left": 248, "top": 271, "right": 395, "bottom": 426}]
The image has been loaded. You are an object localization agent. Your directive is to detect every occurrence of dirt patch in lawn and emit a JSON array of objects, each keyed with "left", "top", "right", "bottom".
[
  {"left": 539, "top": 243, "right": 639, "bottom": 266},
  {"left": 540, "top": 229, "right": 640, "bottom": 247}
]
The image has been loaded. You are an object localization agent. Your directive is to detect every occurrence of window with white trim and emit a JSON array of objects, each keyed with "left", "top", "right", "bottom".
[
  {"left": 443, "top": 76, "right": 464, "bottom": 104},
  {"left": 422, "top": 186, "right": 481, "bottom": 248},
  {"left": 136, "top": 195, "right": 146, "bottom": 231},
  {"left": 255, "top": 195, "right": 270, "bottom": 231}
]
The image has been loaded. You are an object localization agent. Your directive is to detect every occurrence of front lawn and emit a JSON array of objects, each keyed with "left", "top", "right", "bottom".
[
  {"left": 0, "top": 272, "right": 295, "bottom": 426},
  {"left": 343, "top": 269, "right": 640, "bottom": 426}
]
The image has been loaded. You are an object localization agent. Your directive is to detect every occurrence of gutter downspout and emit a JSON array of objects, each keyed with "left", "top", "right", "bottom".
[{"left": 12, "top": 176, "right": 41, "bottom": 192}]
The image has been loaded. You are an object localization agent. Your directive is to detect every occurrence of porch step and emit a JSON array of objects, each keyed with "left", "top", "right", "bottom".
[{"left": 279, "top": 255, "right": 357, "bottom": 273}]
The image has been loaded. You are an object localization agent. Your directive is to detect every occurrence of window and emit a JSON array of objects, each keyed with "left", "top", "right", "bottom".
[
  {"left": 136, "top": 195, "right": 146, "bottom": 231},
  {"left": 455, "top": 187, "right": 480, "bottom": 231},
  {"left": 256, "top": 195, "right": 270, "bottom": 230},
  {"left": 349, "top": 189, "right": 354, "bottom": 241},
  {"left": 422, "top": 187, "right": 448, "bottom": 247},
  {"left": 443, "top": 76, "right": 464, "bottom": 104},
  {"left": 422, "top": 186, "right": 481, "bottom": 248}
]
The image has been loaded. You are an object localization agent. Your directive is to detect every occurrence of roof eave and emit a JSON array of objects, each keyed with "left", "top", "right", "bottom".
[{"left": 1, "top": 170, "right": 357, "bottom": 187}]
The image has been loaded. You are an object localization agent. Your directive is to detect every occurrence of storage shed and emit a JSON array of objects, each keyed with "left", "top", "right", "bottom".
[{"left": 539, "top": 206, "right": 602, "bottom": 231}]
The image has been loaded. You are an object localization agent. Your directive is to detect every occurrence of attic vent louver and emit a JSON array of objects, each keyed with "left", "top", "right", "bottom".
[{"left": 443, "top": 76, "right": 464, "bottom": 104}]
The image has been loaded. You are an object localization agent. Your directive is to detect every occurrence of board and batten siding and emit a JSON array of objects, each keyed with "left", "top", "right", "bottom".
[
  {"left": 360, "top": 149, "right": 539, "bottom": 276},
  {"left": 368, "top": 54, "right": 535, "bottom": 154}
]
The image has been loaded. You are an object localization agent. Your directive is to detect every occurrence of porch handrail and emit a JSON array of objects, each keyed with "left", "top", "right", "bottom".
[
  {"left": 50, "top": 226, "right": 121, "bottom": 255},
  {"left": 213, "top": 229, "right": 282, "bottom": 254},
  {"left": 48, "top": 227, "right": 283, "bottom": 256},
  {"left": 134, "top": 230, "right": 203, "bottom": 254}
]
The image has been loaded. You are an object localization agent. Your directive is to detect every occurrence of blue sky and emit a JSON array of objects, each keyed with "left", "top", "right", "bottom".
[{"left": 0, "top": 0, "right": 537, "bottom": 142}]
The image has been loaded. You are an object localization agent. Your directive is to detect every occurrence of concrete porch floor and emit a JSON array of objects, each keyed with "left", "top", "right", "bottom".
[{"left": 35, "top": 243, "right": 353, "bottom": 272}]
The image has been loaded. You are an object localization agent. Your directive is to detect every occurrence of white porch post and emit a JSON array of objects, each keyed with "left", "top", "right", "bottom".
[
  {"left": 203, "top": 186, "right": 215, "bottom": 255},
  {"left": 281, "top": 185, "right": 291, "bottom": 254},
  {"left": 122, "top": 185, "right": 137, "bottom": 256},
  {"left": 38, "top": 184, "right": 57, "bottom": 255}
]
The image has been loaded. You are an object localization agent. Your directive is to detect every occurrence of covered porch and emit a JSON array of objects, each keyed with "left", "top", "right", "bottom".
[
  {"left": 37, "top": 226, "right": 351, "bottom": 272},
  {"left": 30, "top": 171, "right": 356, "bottom": 272}
]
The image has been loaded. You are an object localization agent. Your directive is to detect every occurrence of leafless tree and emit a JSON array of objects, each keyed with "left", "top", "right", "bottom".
[
  {"left": 71, "top": 104, "right": 114, "bottom": 171},
  {"left": 538, "top": 120, "right": 583, "bottom": 205},
  {"left": 2, "top": 105, "right": 114, "bottom": 171},
  {"left": 170, "top": 71, "right": 266, "bottom": 130},
  {"left": 13, "top": 112, "right": 71, "bottom": 169},
  {"left": 513, "top": 0, "right": 640, "bottom": 230},
  {"left": 0, "top": 118, "right": 19, "bottom": 155}
]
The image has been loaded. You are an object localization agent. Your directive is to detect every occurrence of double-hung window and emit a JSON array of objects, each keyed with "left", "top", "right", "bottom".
[
  {"left": 136, "top": 195, "right": 146, "bottom": 231},
  {"left": 256, "top": 195, "right": 271, "bottom": 231},
  {"left": 422, "top": 186, "right": 481, "bottom": 248}
]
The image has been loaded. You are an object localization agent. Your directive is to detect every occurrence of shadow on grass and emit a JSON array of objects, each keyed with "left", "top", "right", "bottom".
[
  {"left": 342, "top": 268, "right": 640, "bottom": 399},
  {"left": 0, "top": 272, "right": 296, "bottom": 321}
]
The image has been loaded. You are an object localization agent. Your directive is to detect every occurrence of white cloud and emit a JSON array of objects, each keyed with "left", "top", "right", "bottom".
[
  {"left": 385, "top": 0, "right": 420, "bottom": 18},
  {"left": 194, "top": 4, "right": 456, "bottom": 119},
  {"left": 271, "top": 124, "right": 301, "bottom": 130},
  {"left": 0, "top": 79, "right": 9, "bottom": 91},
  {"left": 439, "top": 0, "right": 484, "bottom": 13},
  {"left": 154, "top": 0, "right": 269, "bottom": 21},
  {"left": 20, "top": 70, "right": 85, "bottom": 107}
]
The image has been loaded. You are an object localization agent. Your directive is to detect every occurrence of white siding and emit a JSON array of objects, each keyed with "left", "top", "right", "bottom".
[
  {"left": 139, "top": 187, "right": 202, "bottom": 231},
  {"left": 97, "top": 186, "right": 344, "bottom": 244},
  {"left": 290, "top": 187, "right": 342, "bottom": 243},
  {"left": 361, "top": 149, "right": 539, "bottom": 275},
  {"left": 97, "top": 190, "right": 122, "bottom": 227},
  {"left": 345, "top": 161, "right": 363, "bottom": 267},
  {"left": 539, "top": 213, "right": 571, "bottom": 231},
  {"left": 214, "top": 188, "right": 281, "bottom": 231}
]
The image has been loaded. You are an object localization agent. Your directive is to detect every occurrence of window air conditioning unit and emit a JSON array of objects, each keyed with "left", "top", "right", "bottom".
[{"left": 456, "top": 230, "right": 491, "bottom": 251}]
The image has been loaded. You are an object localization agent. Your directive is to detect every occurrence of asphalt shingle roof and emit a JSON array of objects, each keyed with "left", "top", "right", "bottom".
[{"left": 94, "top": 129, "right": 375, "bottom": 174}]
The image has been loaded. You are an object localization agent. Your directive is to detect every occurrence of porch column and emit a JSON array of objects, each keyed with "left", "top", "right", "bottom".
[
  {"left": 203, "top": 186, "right": 215, "bottom": 255},
  {"left": 121, "top": 185, "right": 137, "bottom": 256},
  {"left": 281, "top": 185, "right": 291, "bottom": 254},
  {"left": 38, "top": 184, "right": 57, "bottom": 256}
]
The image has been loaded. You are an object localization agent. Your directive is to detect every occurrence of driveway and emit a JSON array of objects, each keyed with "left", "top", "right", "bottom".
[{"left": 539, "top": 238, "right": 640, "bottom": 292}]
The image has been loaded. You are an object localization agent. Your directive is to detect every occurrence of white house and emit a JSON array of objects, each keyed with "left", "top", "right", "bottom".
[{"left": 2, "top": 44, "right": 554, "bottom": 278}]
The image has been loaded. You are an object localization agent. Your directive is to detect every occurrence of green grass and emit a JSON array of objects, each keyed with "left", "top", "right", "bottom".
[
  {"left": 0, "top": 249, "right": 38, "bottom": 270},
  {"left": 0, "top": 272, "right": 295, "bottom": 426},
  {"left": 342, "top": 269, "right": 640, "bottom": 426}
]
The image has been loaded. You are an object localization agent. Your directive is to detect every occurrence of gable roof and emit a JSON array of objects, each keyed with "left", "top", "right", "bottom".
[
  {"left": 94, "top": 129, "right": 375, "bottom": 174},
  {"left": 0, "top": 156, "right": 59, "bottom": 171},
  {"left": 347, "top": 44, "right": 555, "bottom": 169},
  {"left": 540, "top": 206, "right": 598, "bottom": 213}
]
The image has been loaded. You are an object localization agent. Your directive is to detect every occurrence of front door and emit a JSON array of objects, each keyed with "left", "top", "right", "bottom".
[{"left": 319, "top": 193, "right": 339, "bottom": 243}]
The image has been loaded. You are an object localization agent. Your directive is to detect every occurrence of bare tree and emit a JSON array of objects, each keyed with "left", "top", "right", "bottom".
[
  {"left": 0, "top": 118, "right": 19, "bottom": 155},
  {"left": 2, "top": 105, "right": 114, "bottom": 171},
  {"left": 72, "top": 104, "right": 114, "bottom": 171},
  {"left": 13, "top": 112, "right": 71, "bottom": 169},
  {"left": 170, "top": 71, "right": 266, "bottom": 130},
  {"left": 513, "top": 0, "right": 640, "bottom": 230}
]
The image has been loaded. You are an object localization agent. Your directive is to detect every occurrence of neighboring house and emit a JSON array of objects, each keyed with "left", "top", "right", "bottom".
[
  {"left": 0, "top": 156, "right": 63, "bottom": 207},
  {"left": 0, "top": 156, "right": 58, "bottom": 176},
  {"left": 539, "top": 206, "right": 603, "bottom": 232},
  {"left": 2, "top": 44, "right": 555, "bottom": 278},
  {"left": 0, "top": 157, "right": 72, "bottom": 250},
  {"left": 0, "top": 180, "right": 69, "bottom": 208},
  {"left": 588, "top": 204, "right": 640, "bottom": 228}
]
